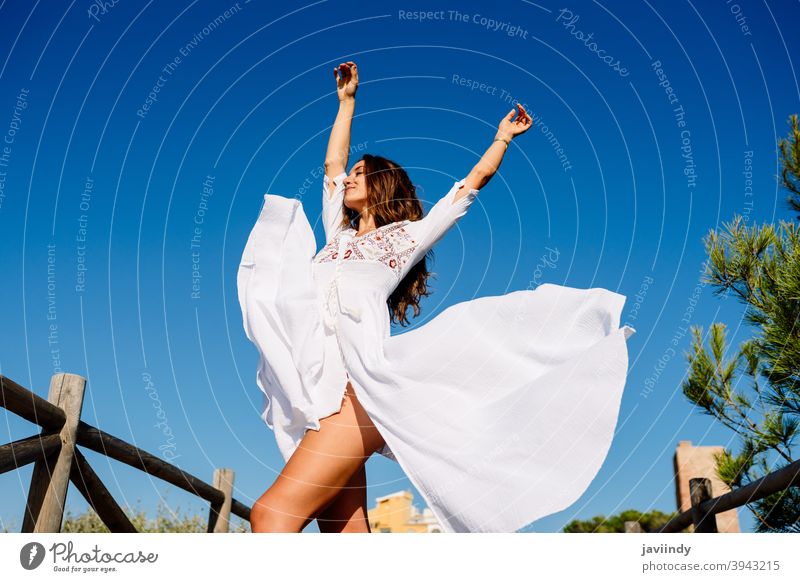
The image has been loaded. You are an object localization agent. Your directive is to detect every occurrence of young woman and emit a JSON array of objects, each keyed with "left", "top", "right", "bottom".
[{"left": 237, "top": 60, "right": 635, "bottom": 533}]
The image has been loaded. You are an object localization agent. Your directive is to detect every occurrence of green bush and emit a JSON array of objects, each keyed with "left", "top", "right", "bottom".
[
  {"left": 562, "top": 509, "right": 679, "bottom": 533},
  {"left": 58, "top": 499, "right": 250, "bottom": 533}
]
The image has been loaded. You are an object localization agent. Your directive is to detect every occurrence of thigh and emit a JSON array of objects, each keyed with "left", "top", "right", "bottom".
[
  {"left": 316, "top": 463, "right": 370, "bottom": 533},
  {"left": 263, "top": 383, "right": 385, "bottom": 528}
]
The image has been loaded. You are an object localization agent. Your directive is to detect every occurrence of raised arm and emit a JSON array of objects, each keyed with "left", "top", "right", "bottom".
[
  {"left": 324, "top": 61, "right": 358, "bottom": 189},
  {"left": 399, "top": 105, "right": 533, "bottom": 273},
  {"left": 322, "top": 62, "right": 359, "bottom": 242},
  {"left": 454, "top": 104, "right": 532, "bottom": 203}
]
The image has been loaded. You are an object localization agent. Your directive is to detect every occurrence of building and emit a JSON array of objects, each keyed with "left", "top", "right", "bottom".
[
  {"left": 673, "top": 440, "right": 740, "bottom": 532},
  {"left": 367, "top": 490, "right": 443, "bottom": 533}
]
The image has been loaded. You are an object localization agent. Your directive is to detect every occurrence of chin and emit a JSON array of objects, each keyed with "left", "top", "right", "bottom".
[{"left": 344, "top": 196, "right": 365, "bottom": 209}]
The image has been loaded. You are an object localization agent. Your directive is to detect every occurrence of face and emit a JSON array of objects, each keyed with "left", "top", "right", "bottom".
[{"left": 343, "top": 160, "right": 369, "bottom": 212}]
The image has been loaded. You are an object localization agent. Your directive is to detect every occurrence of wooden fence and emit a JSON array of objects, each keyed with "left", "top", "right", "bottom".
[
  {"left": 623, "top": 459, "right": 800, "bottom": 533},
  {"left": 0, "top": 372, "right": 251, "bottom": 533},
  {"left": 6, "top": 372, "right": 798, "bottom": 534}
]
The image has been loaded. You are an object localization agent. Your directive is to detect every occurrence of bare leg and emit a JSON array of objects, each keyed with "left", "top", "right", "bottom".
[
  {"left": 250, "top": 382, "right": 385, "bottom": 532},
  {"left": 316, "top": 463, "right": 370, "bottom": 533}
]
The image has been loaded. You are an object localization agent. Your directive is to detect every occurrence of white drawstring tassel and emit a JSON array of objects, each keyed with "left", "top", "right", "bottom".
[
  {"left": 322, "top": 281, "right": 337, "bottom": 332},
  {"left": 340, "top": 301, "right": 362, "bottom": 322},
  {"left": 334, "top": 279, "right": 362, "bottom": 322},
  {"left": 322, "top": 231, "right": 362, "bottom": 327}
]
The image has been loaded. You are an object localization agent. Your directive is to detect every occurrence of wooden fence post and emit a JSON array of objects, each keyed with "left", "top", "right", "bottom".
[
  {"left": 207, "top": 468, "right": 234, "bottom": 533},
  {"left": 689, "top": 477, "right": 718, "bottom": 533},
  {"left": 21, "top": 373, "right": 87, "bottom": 533},
  {"left": 624, "top": 520, "right": 645, "bottom": 533},
  {"left": 70, "top": 449, "right": 136, "bottom": 533}
]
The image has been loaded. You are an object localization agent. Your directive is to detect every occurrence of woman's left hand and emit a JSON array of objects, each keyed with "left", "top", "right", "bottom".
[{"left": 498, "top": 104, "right": 532, "bottom": 140}]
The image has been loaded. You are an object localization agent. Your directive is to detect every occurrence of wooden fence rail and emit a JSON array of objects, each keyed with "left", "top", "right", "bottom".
[
  {"left": 0, "top": 372, "right": 251, "bottom": 533},
  {"left": 10, "top": 372, "right": 795, "bottom": 534},
  {"left": 655, "top": 459, "right": 800, "bottom": 533},
  {"left": 621, "top": 459, "right": 800, "bottom": 533}
]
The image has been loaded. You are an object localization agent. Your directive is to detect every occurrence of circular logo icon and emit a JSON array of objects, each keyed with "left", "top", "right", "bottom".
[{"left": 20, "top": 542, "right": 46, "bottom": 570}]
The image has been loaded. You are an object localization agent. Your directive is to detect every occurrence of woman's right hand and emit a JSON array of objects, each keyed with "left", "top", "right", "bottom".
[{"left": 334, "top": 61, "right": 358, "bottom": 101}]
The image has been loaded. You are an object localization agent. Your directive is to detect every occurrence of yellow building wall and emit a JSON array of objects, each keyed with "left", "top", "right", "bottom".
[{"left": 367, "top": 491, "right": 441, "bottom": 533}]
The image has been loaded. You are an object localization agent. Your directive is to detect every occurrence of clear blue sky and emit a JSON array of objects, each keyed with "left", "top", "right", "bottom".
[{"left": 1, "top": 0, "right": 798, "bottom": 533}]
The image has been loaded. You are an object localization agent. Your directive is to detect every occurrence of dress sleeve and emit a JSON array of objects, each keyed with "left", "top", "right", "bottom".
[
  {"left": 322, "top": 171, "right": 348, "bottom": 243},
  {"left": 403, "top": 177, "right": 480, "bottom": 261}
]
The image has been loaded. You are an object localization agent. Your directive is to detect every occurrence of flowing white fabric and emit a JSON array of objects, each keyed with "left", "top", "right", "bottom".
[{"left": 237, "top": 172, "right": 636, "bottom": 532}]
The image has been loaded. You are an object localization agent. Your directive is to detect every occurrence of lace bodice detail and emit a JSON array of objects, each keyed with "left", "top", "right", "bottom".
[
  {"left": 313, "top": 222, "right": 419, "bottom": 278},
  {"left": 317, "top": 172, "right": 480, "bottom": 284}
]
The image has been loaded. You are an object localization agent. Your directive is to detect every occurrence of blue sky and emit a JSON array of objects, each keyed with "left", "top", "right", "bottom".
[{"left": 1, "top": 0, "right": 799, "bottom": 533}]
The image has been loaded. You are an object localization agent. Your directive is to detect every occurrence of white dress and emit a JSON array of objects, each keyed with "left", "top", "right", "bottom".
[{"left": 237, "top": 171, "right": 636, "bottom": 533}]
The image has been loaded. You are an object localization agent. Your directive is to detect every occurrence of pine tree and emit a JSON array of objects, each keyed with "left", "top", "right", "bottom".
[
  {"left": 780, "top": 114, "right": 800, "bottom": 217},
  {"left": 682, "top": 114, "right": 800, "bottom": 532}
]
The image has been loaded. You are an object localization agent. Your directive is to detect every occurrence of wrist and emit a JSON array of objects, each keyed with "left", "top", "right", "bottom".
[
  {"left": 493, "top": 132, "right": 511, "bottom": 146},
  {"left": 338, "top": 95, "right": 356, "bottom": 104}
]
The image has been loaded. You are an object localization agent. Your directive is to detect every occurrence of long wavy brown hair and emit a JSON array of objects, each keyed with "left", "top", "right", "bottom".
[{"left": 338, "top": 154, "right": 435, "bottom": 327}]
